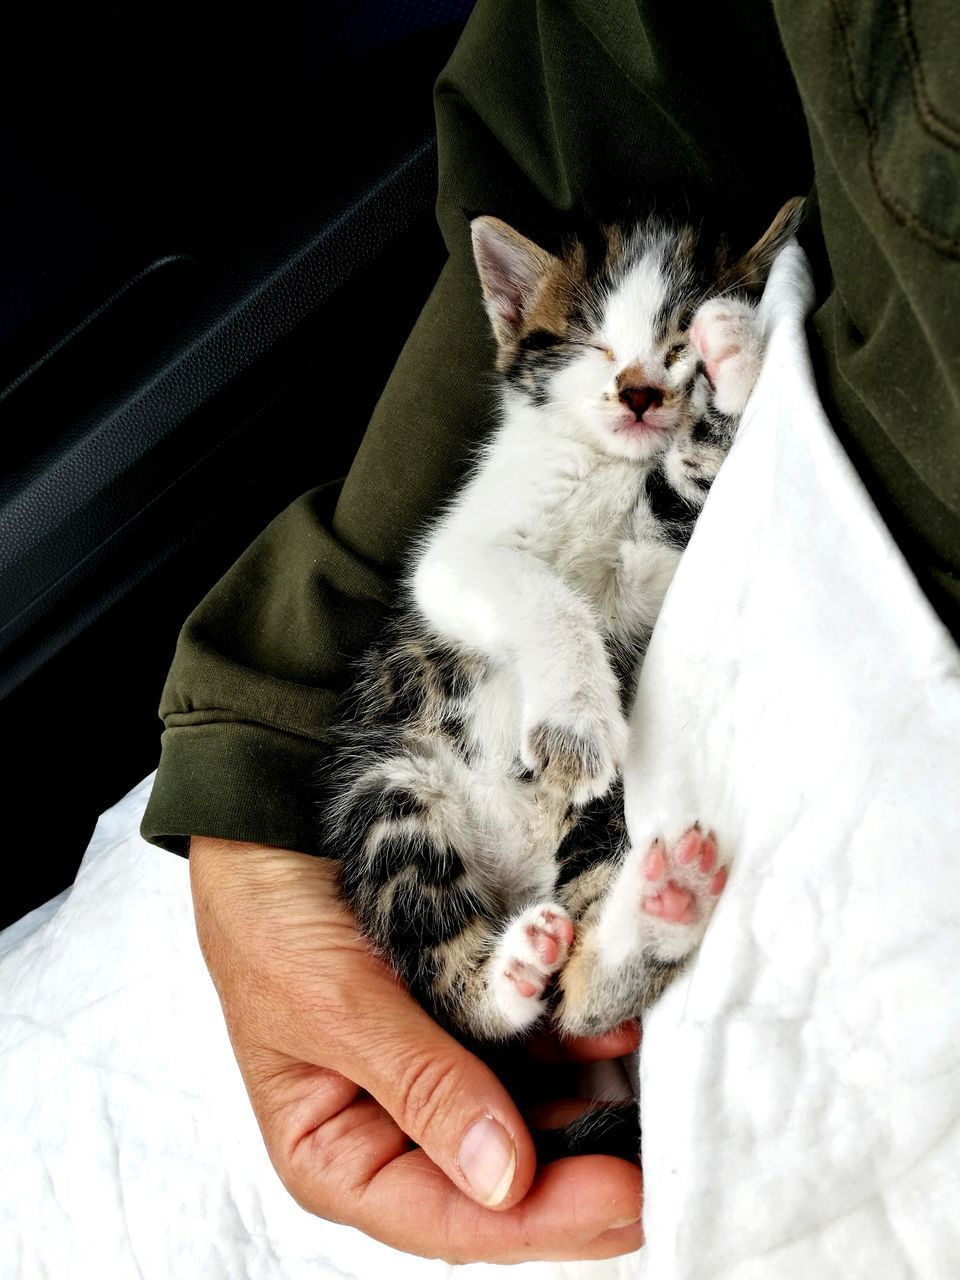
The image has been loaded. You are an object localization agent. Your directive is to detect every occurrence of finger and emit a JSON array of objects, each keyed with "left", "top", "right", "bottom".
[
  {"left": 289, "top": 1099, "right": 643, "bottom": 1263},
  {"left": 334, "top": 993, "right": 540, "bottom": 1212},
  {"left": 564, "top": 1020, "right": 641, "bottom": 1059},
  {"left": 353, "top": 1149, "right": 644, "bottom": 1262},
  {"left": 275, "top": 1008, "right": 539, "bottom": 1213},
  {"left": 527, "top": 1020, "right": 641, "bottom": 1063},
  {"left": 256, "top": 1062, "right": 642, "bottom": 1262}
]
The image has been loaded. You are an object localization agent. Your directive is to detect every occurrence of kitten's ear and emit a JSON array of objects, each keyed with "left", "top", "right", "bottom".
[
  {"left": 471, "top": 216, "right": 558, "bottom": 349},
  {"left": 726, "top": 196, "right": 805, "bottom": 290}
]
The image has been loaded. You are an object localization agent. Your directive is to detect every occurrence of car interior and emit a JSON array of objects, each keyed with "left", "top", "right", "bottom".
[{"left": 1, "top": 1, "right": 476, "bottom": 928}]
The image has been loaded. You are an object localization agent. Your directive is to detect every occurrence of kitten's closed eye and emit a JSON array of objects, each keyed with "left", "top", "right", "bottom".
[
  {"left": 664, "top": 343, "right": 687, "bottom": 368},
  {"left": 519, "top": 331, "right": 612, "bottom": 359},
  {"left": 566, "top": 338, "right": 615, "bottom": 360}
]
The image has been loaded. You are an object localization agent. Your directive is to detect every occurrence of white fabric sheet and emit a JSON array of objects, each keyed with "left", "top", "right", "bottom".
[{"left": 2, "top": 243, "right": 959, "bottom": 1280}]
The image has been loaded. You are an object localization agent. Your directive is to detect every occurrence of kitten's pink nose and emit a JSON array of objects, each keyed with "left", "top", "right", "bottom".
[{"left": 618, "top": 384, "right": 663, "bottom": 419}]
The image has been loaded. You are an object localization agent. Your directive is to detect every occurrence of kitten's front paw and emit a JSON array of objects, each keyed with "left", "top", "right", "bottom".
[
  {"left": 523, "top": 708, "right": 628, "bottom": 805},
  {"left": 640, "top": 825, "right": 728, "bottom": 961},
  {"left": 689, "top": 297, "right": 762, "bottom": 417},
  {"left": 492, "top": 904, "right": 575, "bottom": 1032}
]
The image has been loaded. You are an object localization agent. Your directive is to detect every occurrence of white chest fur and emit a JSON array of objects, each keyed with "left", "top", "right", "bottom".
[{"left": 414, "top": 406, "right": 677, "bottom": 648}]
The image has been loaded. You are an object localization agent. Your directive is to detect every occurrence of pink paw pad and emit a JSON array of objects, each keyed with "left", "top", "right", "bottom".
[
  {"left": 505, "top": 962, "right": 546, "bottom": 999},
  {"left": 500, "top": 904, "right": 575, "bottom": 1002},
  {"left": 641, "top": 826, "right": 728, "bottom": 927},
  {"left": 525, "top": 910, "right": 575, "bottom": 967},
  {"left": 689, "top": 315, "right": 711, "bottom": 358}
]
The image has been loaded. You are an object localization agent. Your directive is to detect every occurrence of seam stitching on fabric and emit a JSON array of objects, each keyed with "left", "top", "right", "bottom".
[
  {"left": 898, "top": 0, "right": 960, "bottom": 148},
  {"left": 163, "top": 714, "right": 329, "bottom": 745},
  {"left": 830, "top": 0, "right": 960, "bottom": 258}
]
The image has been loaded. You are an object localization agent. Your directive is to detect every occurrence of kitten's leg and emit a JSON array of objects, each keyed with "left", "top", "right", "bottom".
[
  {"left": 554, "top": 825, "right": 728, "bottom": 1037},
  {"left": 336, "top": 751, "right": 575, "bottom": 1039},
  {"left": 413, "top": 546, "right": 627, "bottom": 804}
]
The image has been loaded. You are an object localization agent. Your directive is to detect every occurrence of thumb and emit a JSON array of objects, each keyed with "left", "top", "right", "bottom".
[{"left": 347, "top": 999, "right": 537, "bottom": 1210}]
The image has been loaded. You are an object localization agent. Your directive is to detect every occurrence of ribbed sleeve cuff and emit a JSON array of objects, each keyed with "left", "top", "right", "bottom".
[{"left": 140, "top": 721, "right": 330, "bottom": 857}]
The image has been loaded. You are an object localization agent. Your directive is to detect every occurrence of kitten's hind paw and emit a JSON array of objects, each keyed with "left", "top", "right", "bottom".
[
  {"left": 550, "top": 827, "right": 728, "bottom": 1037},
  {"left": 492, "top": 904, "right": 575, "bottom": 1032},
  {"left": 640, "top": 826, "right": 728, "bottom": 960}
]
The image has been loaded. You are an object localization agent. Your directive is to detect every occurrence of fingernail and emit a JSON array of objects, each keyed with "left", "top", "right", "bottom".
[
  {"left": 609, "top": 1215, "right": 642, "bottom": 1229},
  {"left": 458, "top": 1115, "right": 517, "bottom": 1207}
]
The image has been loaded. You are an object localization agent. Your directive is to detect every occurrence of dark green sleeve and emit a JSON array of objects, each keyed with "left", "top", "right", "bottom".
[
  {"left": 774, "top": 0, "right": 960, "bottom": 637},
  {"left": 141, "top": 256, "right": 495, "bottom": 855},
  {"left": 142, "top": 0, "right": 959, "bottom": 855}
]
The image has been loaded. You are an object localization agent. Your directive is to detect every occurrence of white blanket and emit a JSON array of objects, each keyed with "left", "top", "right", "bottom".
[{"left": 2, "top": 244, "right": 959, "bottom": 1280}]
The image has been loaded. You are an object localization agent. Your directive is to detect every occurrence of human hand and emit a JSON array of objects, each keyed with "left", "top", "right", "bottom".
[{"left": 189, "top": 836, "right": 643, "bottom": 1263}]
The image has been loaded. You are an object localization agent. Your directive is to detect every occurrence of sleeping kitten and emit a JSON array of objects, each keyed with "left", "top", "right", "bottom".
[{"left": 324, "top": 199, "right": 802, "bottom": 1045}]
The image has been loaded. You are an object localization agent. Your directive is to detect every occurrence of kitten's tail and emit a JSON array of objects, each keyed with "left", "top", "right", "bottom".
[{"left": 531, "top": 1102, "right": 640, "bottom": 1163}]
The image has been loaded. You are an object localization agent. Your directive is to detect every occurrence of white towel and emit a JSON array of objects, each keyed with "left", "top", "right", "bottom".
[{"left": 630, "top": 243, "right": 960, "bottom": 1280}]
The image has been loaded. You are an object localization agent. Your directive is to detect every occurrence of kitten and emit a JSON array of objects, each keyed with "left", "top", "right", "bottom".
[{"left": 324, "top": 199, "right": 802, "bottom": 1047}]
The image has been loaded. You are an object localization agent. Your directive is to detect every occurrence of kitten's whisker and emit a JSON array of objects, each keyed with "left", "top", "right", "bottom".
[{"left": 712, "top": 270, "right": 758, "bottom": 300}]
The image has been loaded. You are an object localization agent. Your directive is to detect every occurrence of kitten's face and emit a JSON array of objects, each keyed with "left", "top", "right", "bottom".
[
  {"left": 472, "top": 205, "right": 800, "bottom": 462},
  {"left": 543, "top": 228, "right": 703, "bottom": 462}
]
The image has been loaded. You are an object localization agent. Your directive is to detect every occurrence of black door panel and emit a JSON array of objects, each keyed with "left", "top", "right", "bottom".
[{"left": 0, "top": 3, "right": 474, "bottom": 926}]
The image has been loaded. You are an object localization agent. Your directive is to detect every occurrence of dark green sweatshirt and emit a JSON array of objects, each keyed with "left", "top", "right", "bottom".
[{"left": 142, "top": 0, "right": 960, "bottom": 856}]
